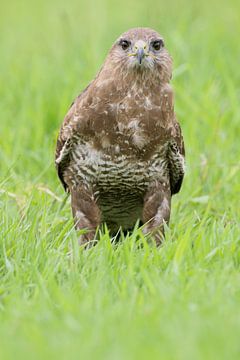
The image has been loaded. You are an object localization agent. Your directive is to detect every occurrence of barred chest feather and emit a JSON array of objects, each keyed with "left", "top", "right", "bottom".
[{"left": 66, "top": 137, "right": 170, "bottom": 231}]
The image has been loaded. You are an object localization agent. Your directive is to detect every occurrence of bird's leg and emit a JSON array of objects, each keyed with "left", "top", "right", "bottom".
[
  {"left": 142, "top": 182, "right": 171, "bottom": 245},
  {"left": 70, "top": 186, "right": 101, "bottom": 247}
]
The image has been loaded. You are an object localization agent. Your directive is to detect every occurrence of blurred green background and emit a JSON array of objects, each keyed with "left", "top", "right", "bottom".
[{"left": 0, "top": 0, "right": 240, "bottom": 359}]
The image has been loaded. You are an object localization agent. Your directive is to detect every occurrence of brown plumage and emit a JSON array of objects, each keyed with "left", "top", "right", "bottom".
[{"left": 55, "top": 27, "right": 185, "bottom": 246}]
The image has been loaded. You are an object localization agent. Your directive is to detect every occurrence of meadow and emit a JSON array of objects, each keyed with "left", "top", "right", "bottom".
[{"left": 0, "top": 0, "right": 240, "bottom": 358}]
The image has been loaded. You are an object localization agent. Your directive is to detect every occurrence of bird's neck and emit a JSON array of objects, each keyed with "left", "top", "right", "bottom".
[{"left": 98, "top": 62, "right": 167, "bottom": 94}]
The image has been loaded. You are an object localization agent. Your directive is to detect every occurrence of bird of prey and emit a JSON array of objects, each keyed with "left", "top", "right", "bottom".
[{"left": 55, "top": 27, "right": 185, "bottom": 246}]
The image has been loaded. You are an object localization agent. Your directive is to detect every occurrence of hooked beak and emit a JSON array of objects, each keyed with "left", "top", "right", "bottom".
[
  {"left": 137, "top": 48, "right": 145, "bottom": 65},
  {"left": 128, "top": 40, "right": 148, "bottom": 65}
]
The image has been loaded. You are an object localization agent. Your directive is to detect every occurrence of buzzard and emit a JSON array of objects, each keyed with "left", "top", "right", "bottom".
[{"left": 55, "top": 27, "right": 185, "bottom": 246}]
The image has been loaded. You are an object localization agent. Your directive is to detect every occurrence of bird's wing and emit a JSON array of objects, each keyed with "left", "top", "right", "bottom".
[
  {"left": 160, "top": 85, "right": 185, "bottom": 195},
  {"left": 55, "top": 84, "right": 91, "bottom": 191},
  {"left": 168, "top": 120, "right": 185, "bottom": 195}
]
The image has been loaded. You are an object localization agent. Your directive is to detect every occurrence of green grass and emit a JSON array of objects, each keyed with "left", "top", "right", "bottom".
[{"left": 0, "top": 0, "right": 240, "bottom": 359}]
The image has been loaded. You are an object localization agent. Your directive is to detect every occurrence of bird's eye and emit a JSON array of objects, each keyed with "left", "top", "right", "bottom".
[
  {"left": 120, "top": 40, "right": 131, "bottom": 50},
  {"left": 152, "top": 40, "right": 164, "bottom": 51}
]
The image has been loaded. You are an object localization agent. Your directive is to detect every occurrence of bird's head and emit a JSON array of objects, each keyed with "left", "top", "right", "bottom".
[{"left": 108, "top": 28, "right": 172, "bottom": 82}]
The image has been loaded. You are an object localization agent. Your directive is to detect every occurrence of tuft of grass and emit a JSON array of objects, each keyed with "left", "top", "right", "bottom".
[{"left": 0, "top": 0, "right": 240, "bottom": 359}]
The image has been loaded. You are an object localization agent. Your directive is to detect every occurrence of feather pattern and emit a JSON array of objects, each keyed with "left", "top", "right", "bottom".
[{"left": 55, "top": 27, "right": 185, "bottom": 245}]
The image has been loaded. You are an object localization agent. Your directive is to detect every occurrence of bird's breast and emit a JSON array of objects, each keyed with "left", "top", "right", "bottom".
[
  {"left": 86, "top": 95, "right": 166, "bottom": 155},
  {"left": 67, "top": 137, "right": 169, "bottom": 191},
  {"left": 66, "top": 136, "right": 169, "bottom": 231}
]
